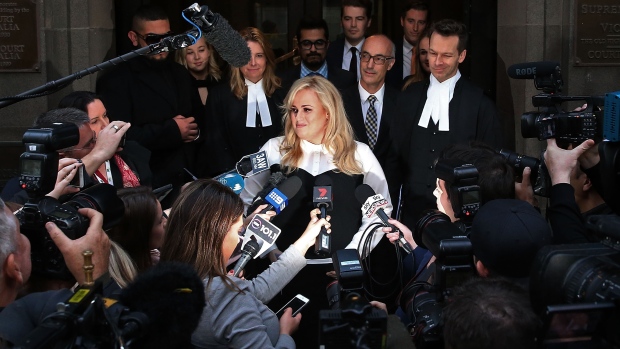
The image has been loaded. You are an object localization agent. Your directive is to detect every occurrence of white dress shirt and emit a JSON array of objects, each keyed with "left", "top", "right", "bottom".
[
  {"left": 343, "top": 39, "right": 364, "bottom": 80},
  {"left": 402, "top": 38, "right": 414, "bottom": 79},
  {"left": 241, "top": 137, "right": 392, "bottom": 258},
  {"left": 358, "top": 82, "right": 386, "bottom": 128}
]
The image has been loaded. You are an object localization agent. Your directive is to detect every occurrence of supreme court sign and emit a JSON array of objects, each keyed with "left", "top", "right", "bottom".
[
  {"left": 0, "top": 1, "right": 39, "bottom": 72},
  {"left": 575, "top": 0, "right": 620, "bottom": 66}
]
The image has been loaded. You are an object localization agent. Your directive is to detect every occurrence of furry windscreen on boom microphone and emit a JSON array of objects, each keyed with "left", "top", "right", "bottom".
[
  {"left": 119, "top": 262, "right": 206, "bottom": 349},
  {"left": 184, "top": 3, "right": 251, "bottom": 67}
]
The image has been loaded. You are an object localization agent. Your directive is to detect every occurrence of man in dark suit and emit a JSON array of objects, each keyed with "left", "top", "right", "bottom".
[
  {"left": 96, "top": 5, "right": 203, "bottom": 198},
  {"left": 326, "top": 0, "right": 372, "bottom": 81},
  {"left": 278, "top": 17, "right": 356, "bottom": 94},
  {"left": 387, "top": 19, "right": 503, "bottom": 228},
  {"left": 342, "top": 34, "right": 397, "bottom": 170},
  {"left": 385, "top": 1, "right": 430, "bottom": 90}
]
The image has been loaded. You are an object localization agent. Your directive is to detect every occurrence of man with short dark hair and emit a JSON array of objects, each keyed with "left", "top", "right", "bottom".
[
  {"left": 278, "top": 17, "right": 356, "bottom": 93},
  {"left": 386, "top": 1, "right": 430, "bottom": 89},
  {"left": 97, "top": 4, "right": 203, "bottom": 199},
  {"left": 326, "top": 0, "right": 373, "bottom": 80},
  {"left": 387, "top": 19, "right": 502, "bottom": 229},
  {"left": 443, "top": 277, "right": 541, "bottom": 349}
]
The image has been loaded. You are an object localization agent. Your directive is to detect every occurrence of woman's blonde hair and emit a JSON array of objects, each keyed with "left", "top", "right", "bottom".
[
  {"left": 174, "top": 36, "right": 222, "bottom": 82},
  {"left": 280, "top": 76, "right": 362, "bottom": 175},
  {"left": 109, "top": 241, "right": 138, "bottom": 288},
  {"left": 230, "top": 27, "right": 281, "bottom": 100}
]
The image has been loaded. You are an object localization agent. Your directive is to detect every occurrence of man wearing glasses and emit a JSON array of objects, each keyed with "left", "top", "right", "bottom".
[
  {"left": 97, "top": 4, "right": 204, "bottom": 205},
  {"left": 278, "top": 17, "right": 355, "bottom": 95},
  {"left": 342, "top": 35, "right": 397, "bottom": 170}
]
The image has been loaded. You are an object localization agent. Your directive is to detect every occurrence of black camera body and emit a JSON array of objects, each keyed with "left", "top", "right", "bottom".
[
  {"left": 320, "top": 249, "right": 387, "bottom": 349},
  {"left": 17, "top": 184, "right": 123, "bottom": 280},
  {"left": 435, "top": 158, "right": 480, "bottom": 221},
  {"left": 521, "top": 102, "right": 602, "bottom": 144}
]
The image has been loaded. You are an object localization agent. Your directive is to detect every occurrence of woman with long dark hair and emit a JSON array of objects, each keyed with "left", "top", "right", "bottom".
[{"left": 160, "top": 179, "right": 330, "bottom": 348}]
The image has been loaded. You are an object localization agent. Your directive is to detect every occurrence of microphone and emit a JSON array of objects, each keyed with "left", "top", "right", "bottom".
[
  {"left": 257, "top": 175, "right": 302, "bottom": 215},
  {"left": 236, "top": 150, "right": 270, "bottom": 177},
  {"left": 235, "top": 215, "right": 282, "bottom": 274},
  {"left": 507, "top": 61, "right": 560, "bottom": 79},
  {"left": 183, "top": 3, "right": 251, "bottom": 67},
  {"left": 232, "top": 239, "right": 260, "bottom": 277},
  {"left": 118, "top": 262, "right": 206, "bottom": 348},
  {"left": 313, "top": 175, "right": 333, "bottom": 256},
  {"left": 247, "top": 164, "right": 287, "bottom": 214},
  {"left": 214, "top": 170, "right": 245, "bottom": 194},
  {"left": 354, "top": 184, "right": 413, "bottom": 254}
]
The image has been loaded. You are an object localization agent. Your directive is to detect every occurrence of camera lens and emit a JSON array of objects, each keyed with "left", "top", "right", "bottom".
[
  {"left": 64, "top": 183, "right": 125, "bottom": 230},
  {"left": 521, "top": 112, "right": 541, "bottom": 139},
  {"left": 413, "top": 210, "right": 451, "bottom": 250}
]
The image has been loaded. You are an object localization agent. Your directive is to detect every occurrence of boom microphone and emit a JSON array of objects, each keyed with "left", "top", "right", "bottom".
[
  {"left": 313, "top": 175, "right": 333, "bottom": 256},
  {"left": 183, "top": 3, "right": 251, "bottom": 67},
  {"left": 507, "top": 61, "right": 560, "bottom": 79},
  {"left": 119, "top": 262, "right": 206, "bottom": 349},
  {"left": 354, "top": 184, "right": 413, "bottom": 254}
]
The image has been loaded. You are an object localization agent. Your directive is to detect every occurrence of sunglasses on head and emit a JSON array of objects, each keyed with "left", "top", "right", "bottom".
[{"left": 135, "top": 31, "right": 173, "bottom": 45}]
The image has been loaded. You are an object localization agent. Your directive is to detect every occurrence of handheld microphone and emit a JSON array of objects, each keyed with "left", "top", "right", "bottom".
[
  {"left": 232, "top": 239, "right": 260, "bottom": 277},
  {"left": 235, "top": 215, "right": 282, "bottom": 273},
  {"left": 236, "top": 150, "right": 270, "bottom": 177},
  {"left": 214, "top": 170, "right": 245, "bottom": 194},
  {"left": 258, "top": 176, "right": 302, "bottom": 214},
  {"left": 183, "top": 4, "right": 251, "bottom": 67},
  {"left": 354, "top": 184, "right": 413, "bottom": 254},
  {"left": 313, "top": 175, "right": 333, "bottom": 256},
  {"left": 247, "top": 164, "right": 287, "bottom": 214},
  {"left": 507, "top": 61, "right": 560, "bottom": 79}
]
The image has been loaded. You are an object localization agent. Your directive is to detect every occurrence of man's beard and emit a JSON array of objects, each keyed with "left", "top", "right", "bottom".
[{"left": 303, "top": 53, "right": 324, "bottom": 71}]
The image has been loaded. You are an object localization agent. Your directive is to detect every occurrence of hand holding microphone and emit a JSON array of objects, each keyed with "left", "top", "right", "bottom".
[
  {"left": 313, "top": 175, "right": 333, "bottom": 256},
  {"left": 355, "top": 184, "right": 414, "bottom": 254},
  {"left": 381, "top": 218, "right": 417, "bottom": 251},
  {"left": 292, "top": 208, "right": 332, "bottom": 255}
]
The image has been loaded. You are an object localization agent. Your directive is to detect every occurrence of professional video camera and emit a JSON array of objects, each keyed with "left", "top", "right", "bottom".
[
  {"left": 530, "top": 215, "right": 620, "bottom": 348},
  {"left": 320, "top": 249, "right": 387, "bottom": 349},
  {"left": 15, "top": 123, "right": 124, "bottom": 280},
  {"left": 508, "top": 61, "right": 620, "bottom": 145}
]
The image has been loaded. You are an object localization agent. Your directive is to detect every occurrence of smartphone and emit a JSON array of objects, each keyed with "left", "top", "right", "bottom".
[
  {"left": 276, "top": 294, "right": 309, "bottom": 317},
  {"left": 69, "top": 166, "right": 84, "bottom": 188}
]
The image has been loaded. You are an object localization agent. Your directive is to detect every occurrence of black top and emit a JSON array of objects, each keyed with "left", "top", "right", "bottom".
[{"left": 271, "top": 169, "right": 364, "bottom": 259}]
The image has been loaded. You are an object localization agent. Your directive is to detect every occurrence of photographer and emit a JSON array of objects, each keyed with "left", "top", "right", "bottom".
[
  {"left": 0, "top": 203, "right": 111, "bottom": 345},
  {"left": 8, "top": 108, "right": 133, "bottom": 204}
]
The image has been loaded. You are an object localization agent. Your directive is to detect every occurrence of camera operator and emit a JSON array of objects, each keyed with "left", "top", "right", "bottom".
[
  {"left": 8, "top": 108, "right": 130, "bottom": 204},
  {"left": 394, "top": 142, "right": 516, "bottom": 278},
  {"left": 544, "top": 138, "right": 598, "bottom": 243},
  {"left": 442, "top": 277, "right": 541, "bottom": 349}
]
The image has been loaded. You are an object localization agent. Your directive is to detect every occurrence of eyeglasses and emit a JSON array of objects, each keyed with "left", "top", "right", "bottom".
[
  {"left": 299, "top": 39, "right": 328, "bottom": 50},
  {"left": 135, "top": 31, "right": 173, "bottom": 45},
  {"left": 360, "top": 52, "right": 394, "bottom": 65},
  {"left": 70, "top": 131, "right": 97, "bottom": 152}
]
